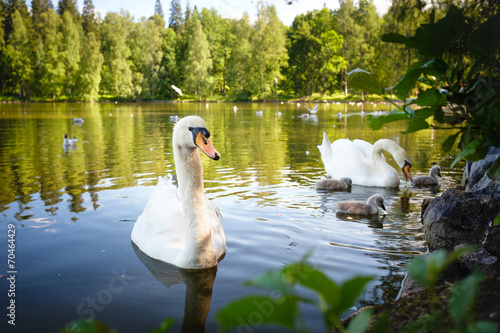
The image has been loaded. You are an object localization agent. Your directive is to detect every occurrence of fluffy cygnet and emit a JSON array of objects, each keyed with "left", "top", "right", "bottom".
[
  {"left": 316, "top": 177, "right": 352, "bottom": 190},
  {"left": 413, "top": 165, "right": 441, "bottom": 186},
  {"left": 336, "top": 194, "right": 386, "bottom": 215}
]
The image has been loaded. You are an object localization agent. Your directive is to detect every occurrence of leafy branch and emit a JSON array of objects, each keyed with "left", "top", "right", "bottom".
[{"left": 348, "top": 6, "right": 500, "bottom": 179}]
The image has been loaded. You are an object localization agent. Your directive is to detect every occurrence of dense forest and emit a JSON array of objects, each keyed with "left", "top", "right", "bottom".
[{"left": 0, "top": 0, "right": 498, "bottom": 101}]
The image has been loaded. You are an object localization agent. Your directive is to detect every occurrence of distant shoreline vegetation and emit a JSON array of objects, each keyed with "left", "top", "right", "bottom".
[
  {"left": 0, "top": 0, "right": 497, "bottom": 102},
  {"left": 0, "top": 93, "right": 393, "bottom": 103}
]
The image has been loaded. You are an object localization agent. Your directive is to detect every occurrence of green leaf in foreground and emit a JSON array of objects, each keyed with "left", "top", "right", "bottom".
[
  {"left": 216, "top": 295, "right": 298, "bottom": 331},
  {"left": 416, "top": 88, "right": 447, "bottom": 107},
  {"left": 347, "top": 309, "right": 372, "bottom": 333},
  {"left": 244, "top": 268, "right": 291, "bottom": 295},
  {"left": 441, "top": 132, "right": 460, "bottom": 152},
  {"left": 448, "top": 271, "right": 484, "bottom": 325},
  {"left": 368, "top": 112, "right": 410, "bottom": 130},
  {"left": 338, "top": 276, "right": 375, "bottom": 318},
  {"left": 148, "top": 318, "right": 174, "bottom": 333},
  {"left": 284, "top": 262, "right": 340, "bottom": 305},
  {"left": 347, "top": 69, "right": 383, "bottom": 95},
  {"left": 407, "top": 250, "right": 448, "bottom": 289},
  {"left": 403, "top": 117, "right": 429, "bottom": 134},
  {"left": 494, "top": 213, "right": 500, "bottom": 226},
  {"left": 486, "top": 156, "right": 500, "bottom": 181},
  {"left": 466, "top": 321, "right": 499, "bottom": 333},
  {"left": 61, "top": 319, "right": 117, "bottom": 333},
  {"left": 451, "top": 139, "right": 487, "bottom": 168},
  {"left": 381, "top": 32, "right": 407, "bottom": 44}
]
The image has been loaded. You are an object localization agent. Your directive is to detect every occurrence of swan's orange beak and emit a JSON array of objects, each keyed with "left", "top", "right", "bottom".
[
  {"left": 402, "top": 161, "right": 413, "bottom": 182},
  {"left": 195, "top": 132, "right": 220, "bottom": 160}
]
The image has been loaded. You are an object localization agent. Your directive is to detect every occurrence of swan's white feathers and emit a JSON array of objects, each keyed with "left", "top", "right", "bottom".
[
  {"left": 131, "top": 116, "right": 226, "bottom": 270},
  {"left": 318, "top": 134, "right": 411, "bottom": 188}
]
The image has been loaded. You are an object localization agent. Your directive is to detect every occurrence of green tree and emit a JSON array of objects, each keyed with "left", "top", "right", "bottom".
[
  {"left": 31, "top": 0, "right": 53, "bottom": 29},
  {"left": 60, "top": 11, "right": 80, "bottom": 98},
  {"left": 287, "top": 8, "right": 346, "bottom": 96},
  {"left": 154, "top": 0, "right": 164, "bottom": 19},
  {"left": 76, "top": 31, "right": 102, "bottom": 101},
  {"left": 57, "top": 0, "right": 78, "bottom": 17},
  {"left": 183, "top": 9, "right": 212, "bottom": 98},
  {"left": 82, "top": 0, "right": 99, "bottom": 38},
  {"left": 100, "top": 11, "right": 134, "bottom": 99},
  {"left": 318, "top": 30, "right": 346, "bottom": 94},
  {"left": 2, "top": 0, "right": 30, "bottom": 42},
  {"left": 352, "top": 0, "right": 380, "bottom": 72},
  {"left": 0, "top": 11, "right": 7, "bottom": 94},
  {"left": 200, "top": 8, "right": 230, "bottom": 95},
  {"left": 158, "top": 27, "right": 177, "bottom": 99},
  {"left": 168, "top": 0, "right": 183, "bottom": 33},
  {"left": 334, "top": 0, "right": 363, "bottom": 94},
  {"left": 248, "top": 1, "right": 288, "bottom": 100},
  {"left": 35, "top": 8, "right": 64, "bottom": 99},
  {"left": 5, "top": 9, "right": 32, "bottom": 98},
  {"left": 379, "top": 0, "right": 427, "bottom": 90},
  {"left": 226, "top": 13, "right": 252, "bottom": 98},
  {"left": 130, "top": 15, "right": 165, "bottom": 100}
]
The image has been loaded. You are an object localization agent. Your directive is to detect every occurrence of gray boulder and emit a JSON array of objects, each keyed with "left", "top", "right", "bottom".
[
  {"left": 422, "top": 146, "right": 500, "bottom": 272},
  {"left": 422, "top": 189, "right": 497, "bottom": 250}
]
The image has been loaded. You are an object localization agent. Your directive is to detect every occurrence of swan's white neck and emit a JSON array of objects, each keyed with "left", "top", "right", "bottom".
[
  {"left": 371, "top": 140, "right": 400, "bottom": 186},
  {"left": 174, "top": 144, "right": 216, "bottom": 268}
]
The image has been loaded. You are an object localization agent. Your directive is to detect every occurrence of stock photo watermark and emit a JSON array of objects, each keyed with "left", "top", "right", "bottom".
[
  {"left": 74, "top": 267, "right": 135, "bottom": 321},
  {"left": 6, "top": 223, "right": 17, "bottom": 326}
]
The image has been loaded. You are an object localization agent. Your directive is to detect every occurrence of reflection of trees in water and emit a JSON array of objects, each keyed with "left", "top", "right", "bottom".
[{"left": 0, "top": 103, "right": 459, "bottom": 220}]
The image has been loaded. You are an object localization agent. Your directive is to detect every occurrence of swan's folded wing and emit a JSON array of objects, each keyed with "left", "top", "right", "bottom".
[
  {"left": 206, "top": 198, "right": 226, "bottom": 259},
  {"left": 132, "top": 177, "right": 185, "bottom": 252},
  {"left": 318, "top": 133, "right": 334, "bottom": 177}
]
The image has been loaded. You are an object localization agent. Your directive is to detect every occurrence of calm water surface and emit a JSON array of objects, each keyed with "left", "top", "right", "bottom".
[{"left": 0, "top": 102, "right": 462, "bottom": 332}]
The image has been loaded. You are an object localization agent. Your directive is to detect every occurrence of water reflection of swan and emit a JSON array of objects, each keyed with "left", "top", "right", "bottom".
[
  {"left": 132, "top": 116, "right": 226, "bottom": 270},
  {"left": 318, "top": 134, "right": 413, "bottom": 188},
  {"left": 132, "top": 243, "right": 217, "bottom": 333}
]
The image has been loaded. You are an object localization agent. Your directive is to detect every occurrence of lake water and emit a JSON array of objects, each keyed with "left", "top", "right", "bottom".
[{"left": 0, "top": 102, "right": 463, "bottom": 332}]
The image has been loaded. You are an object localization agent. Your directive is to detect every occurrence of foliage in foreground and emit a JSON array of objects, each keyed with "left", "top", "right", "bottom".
[
  {"left": 404, "top": 248, "right": 497, "bottom": 333},
  {"left": 349, "top": 5, "right": 500, "bottom": 226},
  {"left": 348, "top": 6, "right": 500, "bottom": 184},
  {"left": 216, "top": 255, "right": 374, "bottom": 332},
  {"left": 60, "top": 248, "right": 498, "bottom": 333}
]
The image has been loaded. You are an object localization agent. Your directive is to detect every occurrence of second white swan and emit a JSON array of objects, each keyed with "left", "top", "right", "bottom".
[{"left": 318, "top": 133, "right": 413, "bottom": 188}]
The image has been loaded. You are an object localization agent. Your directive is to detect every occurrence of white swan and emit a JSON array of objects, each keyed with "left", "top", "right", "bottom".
[
  {"left": 318, "top": 133, "right": 413, "bottom": 188},
  {"left": 63, "top": 133, "right": 77, "bottom": 146},
  {"left": 337, "top": 194, "right": 386, "bottom": 215},
  {"left": 131, "top": 116, "right": 226, "bottom": 270},
  {"left": 413, "top": 165, "right": 441, "bottom": 186}
]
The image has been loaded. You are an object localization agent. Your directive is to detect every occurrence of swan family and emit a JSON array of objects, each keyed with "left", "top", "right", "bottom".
[
  {"left": 132, "top": 115, "right": 434, "bottom": 269},
  {"left": 318, "top": 133, "right": 413, "bottom": 188}
]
